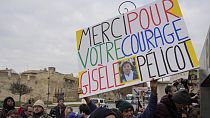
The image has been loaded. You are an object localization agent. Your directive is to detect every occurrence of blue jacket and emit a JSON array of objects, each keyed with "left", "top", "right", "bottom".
[
  {"left": 133, "top": 93, "right": 157, "bottom": 118},
  {"left": 67, "top": 100, "right": 97, "bottom": 118},
  {"left": 87, "top": 100, "right": 97, "bottom": 112},
  {"left": 68, "top": 112, "right": 82, "bottom": 118}
]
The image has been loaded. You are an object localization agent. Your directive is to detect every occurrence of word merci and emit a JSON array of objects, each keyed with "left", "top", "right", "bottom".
[
  {"left": 77, "top": 0, "right": 199, "bottom": 97},
  {"left": 78, "top": 0, "right": 178, "bottom": 49}
]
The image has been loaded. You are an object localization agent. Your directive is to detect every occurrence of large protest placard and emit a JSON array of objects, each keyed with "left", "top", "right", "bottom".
[{"left": 76, "top": 0, "right": 199, "bottom": 97}]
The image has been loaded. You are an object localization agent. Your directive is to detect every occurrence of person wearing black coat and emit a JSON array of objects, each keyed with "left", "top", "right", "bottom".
[
  {"left": 155, "top": 89, "right": 192, "bottom": 118},
  {"left": 0, "top": 96, "right": 15, "bottom": 118},
  {"left": 155, "top": 94, "right": 179, "bottom": 118},
  {"left": 49, "top": 97, "right": 66, "bottom": 118}
]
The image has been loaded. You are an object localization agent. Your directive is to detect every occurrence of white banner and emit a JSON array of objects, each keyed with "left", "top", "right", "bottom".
[{"left": 76, "top": 0, "right": 199, "bottom": 98}]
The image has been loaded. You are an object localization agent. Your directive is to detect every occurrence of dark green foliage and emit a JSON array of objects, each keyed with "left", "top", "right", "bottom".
[{"left": 9, "top": 82, "right": 32, "bottom": 102}]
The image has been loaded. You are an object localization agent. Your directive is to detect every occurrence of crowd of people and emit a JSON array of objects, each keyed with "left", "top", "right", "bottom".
[{"left": 0, "top": 78, "right": 200, "bottom": 118}]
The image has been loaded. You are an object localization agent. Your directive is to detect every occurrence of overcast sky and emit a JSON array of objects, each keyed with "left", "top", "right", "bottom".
[{"left": 0, "top": 0, "right": 209, "bottom": 75}]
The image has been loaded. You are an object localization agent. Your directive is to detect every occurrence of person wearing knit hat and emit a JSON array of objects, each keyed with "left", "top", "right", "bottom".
[
  {"left": 90, "top": 107, "right": 116, "bottom": 118},
  {"left": 115, "top": 100, "right": 134, "bottom": 118},
  {"left": 33, "top": 100, "right": 45, "bottom": 109},
  {"left": 172, "top": 89, "right": 192, "bottom": 117},
  {"left": 115, "top": 79, "right": 158, "bottom": 118},
  {"left": 33, "top": 100, "right": 51, "bottom": 118},
  {"left": 172, "top": 89, "right": 192, "bottom": 105},
  {"left": 116, "top": 100, "right": 134, "bottom": 112}
]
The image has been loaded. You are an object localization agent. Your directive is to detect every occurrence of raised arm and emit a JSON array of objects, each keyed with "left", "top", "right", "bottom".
[
  {"left": 135, "top": 79, "right": 158, "bottom": 118},
  {"left": 78, "top": 88, "right": 97, "bottom": 112}
]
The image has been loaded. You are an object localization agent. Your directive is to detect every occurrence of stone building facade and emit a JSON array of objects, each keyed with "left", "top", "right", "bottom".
[
  {"left": 0, "top": 69, "right": 20, "bottom": 101},
  {"left": 1, "top": 67, "right": 149, "bottom": 103},
  {"left": 0, "top": 67, "right": 78, "bottom": 103}
]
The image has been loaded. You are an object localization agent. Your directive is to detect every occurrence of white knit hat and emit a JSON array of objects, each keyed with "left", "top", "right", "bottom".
[{"left": 33, "top": 100, "right": 45, "bottom": 109}]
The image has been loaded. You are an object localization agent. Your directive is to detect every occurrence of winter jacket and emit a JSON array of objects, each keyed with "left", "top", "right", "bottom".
[
  {"left": 0, "top": 109, "right": 9, "bottom": 118},
  {"left": 87, "top": 100, "right": 97, "bottom": 113},
  {"left": 49, "top": 105, "right": 66, "bottom": 118},
  {"left": 155, "top": 94, "right": 180, "bottom": 118},
  {"left": 20, "top": 111, "right": 28, "bottom": 118},
  {"left": 32, "top": 112, "right": 52, "bottom": 118},
  {"left": 0, "top": 97, "right": 15, "bottom": 118},
  {"left": 67, "top": 112, "right": 82, "bottom": 118}
]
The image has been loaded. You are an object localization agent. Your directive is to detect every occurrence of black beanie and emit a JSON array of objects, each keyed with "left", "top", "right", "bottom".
[
  {"left": 172, "top": 89, "right": 192, "bottom": 105},
  {"left": 115, "top": 99, "right": 133, "bottom": 112},
  {"left": 90, "top": 107, "right": 116, "bottom": 118}
]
